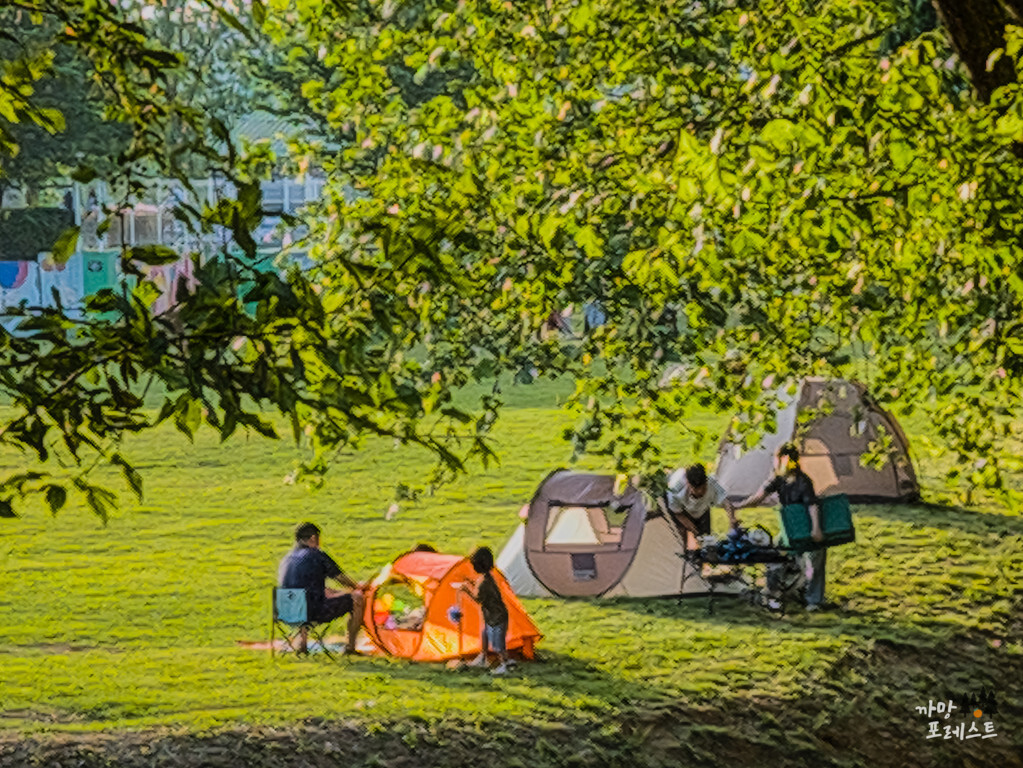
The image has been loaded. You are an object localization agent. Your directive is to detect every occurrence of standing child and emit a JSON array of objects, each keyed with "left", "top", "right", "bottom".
[{"left": 461, "top": 547, "right": 512, "bottom": 675}]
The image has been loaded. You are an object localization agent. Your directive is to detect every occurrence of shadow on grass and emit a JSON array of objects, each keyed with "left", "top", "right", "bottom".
[
  {"left": 319, "top": 648, "right": 618, "bottom": 690},
  {"left": 588, "top": 593, "right": 1023, "bottom": 768},
  {"left": 3, "top": 632, "right": 1021, "bottom": 768},
  {"left": 604, "top": 567, "right": 1023, "bottom": 647},
  {"left": 867, "top": 501, "right": 1023, "bottom": 538}
]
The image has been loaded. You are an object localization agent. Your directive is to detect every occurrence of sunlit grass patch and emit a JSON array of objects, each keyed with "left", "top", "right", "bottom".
[{"left": 1, "top": 380, "right": 1022, "bottom": 767}]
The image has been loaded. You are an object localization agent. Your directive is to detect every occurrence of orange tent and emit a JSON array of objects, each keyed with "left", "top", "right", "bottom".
[{"left": 363, "top": 550, "right": 541, "bottom": 662}]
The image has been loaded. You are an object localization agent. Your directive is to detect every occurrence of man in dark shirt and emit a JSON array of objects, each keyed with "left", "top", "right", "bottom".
[
  {"left": 278, "top": 522, "right": 365, "bottom": 654},
  {"left": 734, "top": 444, "right": 830, "bottom": 611}
]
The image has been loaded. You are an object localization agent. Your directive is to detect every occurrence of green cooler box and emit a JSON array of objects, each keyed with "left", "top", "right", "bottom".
[{"left": 779, "top": 494, "right": 855, "bottom": 551}]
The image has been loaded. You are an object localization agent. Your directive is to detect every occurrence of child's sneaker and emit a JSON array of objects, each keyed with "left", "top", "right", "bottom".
[
  {"left": 467, "top": 654, "right": 488, "bottom": 668},
  {"left": 490, "top": 663, "right": 509, "bottom": 676}
]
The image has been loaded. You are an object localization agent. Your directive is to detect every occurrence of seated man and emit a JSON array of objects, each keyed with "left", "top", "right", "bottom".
[
  {"left": 664, "top": 462, "right": 738, "bottom": 546},
  {"left": 278, "top": 522, "right": 365, "bottom": 654}
]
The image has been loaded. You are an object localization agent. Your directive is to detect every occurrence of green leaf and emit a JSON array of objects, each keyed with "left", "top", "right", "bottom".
[
  {"left": 539, "top": 215, "right": 561, "bottom": 247},
  {"left": 44, "top": 484, "right": 67, "bottom": 516},
  {"left": 85, "top": 488, "right": 115, "bottom": 523},
  {"left": 50, "top": 226, "right": 80, "bottom": 266},
  {"left": 128, "top": 245, "right": 180, "bottom": 266},
  {"left": 575, "top": 225, "right": 603, "bottom": 259},
  {"left": 73, "top": 479, "right": 116, "bottom": 524},
  {"left": 472, "top": 358, "right": 497, "bottom": 380},
  {"left": 761, "top": 118, "right": 797, "bottom": 149},
  {"left": 173, "top": 395, "right": 202, "bottom": 440},
  {"left": 111, "top": 454, "right": 143, "bottom": 501},
  {"left": 239, "top": 412, "right": 279, "bottom": 439},
  {"left": 890, "top": 141, "right": 914, "bottom": 172},
  {"left": 70, "top": 166, "right": 98, "bottom": 184},
  {"left": 252, "top": 0, "right": 266, "bottom": 26},
  {"left": 514, "top": 367, "right": 535, "bottom": 385},
  {"left": 84, "top": 289, "right": 119, "bottom": 314},
  {"left": 237, "top": 182, "right": 262, "bottom": 218},
  {"left": 439, "top": 406, "right": 472, "bottom": 423}
]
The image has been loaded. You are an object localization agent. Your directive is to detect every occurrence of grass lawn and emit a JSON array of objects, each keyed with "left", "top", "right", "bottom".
[{"left": 0, "top": 379, "right": 1021, "bottom": 767}]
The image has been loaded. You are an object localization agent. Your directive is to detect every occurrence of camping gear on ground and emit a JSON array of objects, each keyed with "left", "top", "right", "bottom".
[
  {"left": 746, "top": 527, "right": 772, "bottom": 548},
  {"left": 497, "top": 470, "right": 742, "bottom": 599},
  {"left": 270, "top": 587, "right": 342, "bottom": 660},
  {"left": 683, "top": 529, "right": 801, "bottom": 614},
  {"left": 362, "top": 550, "right": 541, "bottom": 662},
  {"left": 780, "top": 494, "right": 856, "bottom": 551},
  {"left": 706, "top": 525, "right": 787, "bottom": 565},
  {"left": 715, "top": 378, "right": 920, "bottom": 503}
]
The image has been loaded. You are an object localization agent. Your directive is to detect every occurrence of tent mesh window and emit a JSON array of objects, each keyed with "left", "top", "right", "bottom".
[
  {"left": 570, "top": 553, "right": 597, "bottom": 581},
  {"left": 832, "top": 454, "right": 853, "bottom": 476},
  {"left": 371, "top": 580, "right": 426, "bottom": 631},
  {"left": 543, "top": 504, "right": 627, "bottom": 550}
]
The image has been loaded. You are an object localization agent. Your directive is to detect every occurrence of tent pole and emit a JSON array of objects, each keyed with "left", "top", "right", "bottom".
[{"left": 456, "top": 589, "right": 463, "bottom": 660}]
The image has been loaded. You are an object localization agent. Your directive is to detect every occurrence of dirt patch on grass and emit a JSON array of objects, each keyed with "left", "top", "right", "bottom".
[
  {"left": 2, "top": 722, "right": 618, "bottom": 768},
  {"left": 0, "top": 708, "right": 89, "bottom": 725},
  {"left": 0, "top": 642, "right": 112, "bottom": 656},
  {"left": 2, "top": 699, "right": 1019, "bottom": 768}
]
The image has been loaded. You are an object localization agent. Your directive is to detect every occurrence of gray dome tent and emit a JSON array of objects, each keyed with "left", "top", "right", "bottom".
[{"left": 715, "top": 378, "right": 920, "bottom": 504}]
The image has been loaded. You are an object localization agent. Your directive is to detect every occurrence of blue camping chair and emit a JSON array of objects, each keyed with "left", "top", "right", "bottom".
[{"left": 270, "top": 587, "right": 340, "bottom": 660}]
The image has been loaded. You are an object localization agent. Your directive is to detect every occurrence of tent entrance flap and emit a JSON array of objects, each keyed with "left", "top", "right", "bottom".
[{"left": 523, "top": 471, "right": 650, "bottom": 597}]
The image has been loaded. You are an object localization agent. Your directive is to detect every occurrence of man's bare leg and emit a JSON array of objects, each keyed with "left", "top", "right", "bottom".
[{"left": 345, "top": 591, "right": 365, "bottom": 654}]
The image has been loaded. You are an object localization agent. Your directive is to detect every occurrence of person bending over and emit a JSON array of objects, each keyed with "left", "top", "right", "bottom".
[
  {"left": 278, "top": 522, "right": 366, "bottom": 654},
  {"left": 665, "top": 462, "right": 738, "bottom": 545}
]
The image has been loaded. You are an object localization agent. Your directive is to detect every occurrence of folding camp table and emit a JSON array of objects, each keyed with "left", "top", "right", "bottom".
[{"left": 680, "top": 543, "right": 799, "bottom": 615}]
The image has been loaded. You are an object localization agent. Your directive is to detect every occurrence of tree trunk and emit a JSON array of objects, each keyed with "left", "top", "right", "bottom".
[{"left": 931, "top": 0, "right": 1023, "bottom": 101}]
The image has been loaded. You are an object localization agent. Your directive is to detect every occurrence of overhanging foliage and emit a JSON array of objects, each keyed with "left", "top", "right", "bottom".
[{"left": 3, "top": 0, "right": 1023, "bottom": 518}]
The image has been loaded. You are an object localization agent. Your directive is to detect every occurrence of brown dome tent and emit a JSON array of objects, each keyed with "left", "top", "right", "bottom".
[
  {"left": 496, "top": 470, "right": 732, "bottom": 598},
  {"left": 715, "top": 378, "right": 920, "bottom": 503}
]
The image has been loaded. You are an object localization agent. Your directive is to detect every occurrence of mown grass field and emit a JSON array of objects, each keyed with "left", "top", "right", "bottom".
[{"left": 0, "top": 379, "right": 1021, "bottom": 767}]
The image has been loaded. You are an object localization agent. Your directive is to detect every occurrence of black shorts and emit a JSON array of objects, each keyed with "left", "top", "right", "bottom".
[
  {"left": 674, "top": 509, "right": 711, "bottom": 536},
  {"left": 312, "top": 593, "right": 354, "bottom": 623}
]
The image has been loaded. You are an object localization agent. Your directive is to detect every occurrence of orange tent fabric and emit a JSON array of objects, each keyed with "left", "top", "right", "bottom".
[{"left": 363, "top": 551, "right": 541, "bottom": 662}]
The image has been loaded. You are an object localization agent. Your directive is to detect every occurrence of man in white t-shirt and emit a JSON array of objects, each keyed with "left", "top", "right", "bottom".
[{"left": 665, "top": 463, "right": 738, "bottom": 543}]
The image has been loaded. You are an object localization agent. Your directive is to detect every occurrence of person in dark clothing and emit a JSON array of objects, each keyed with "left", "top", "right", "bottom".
[
  {"left": 460, "top": 546, "right": 512, "bottom": 675},
  {"left": 278, "top": 522, "right": 366, "bottom": 654},
  {"left": 734, "top": 444, "right": 832, "bottom": 611}
]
